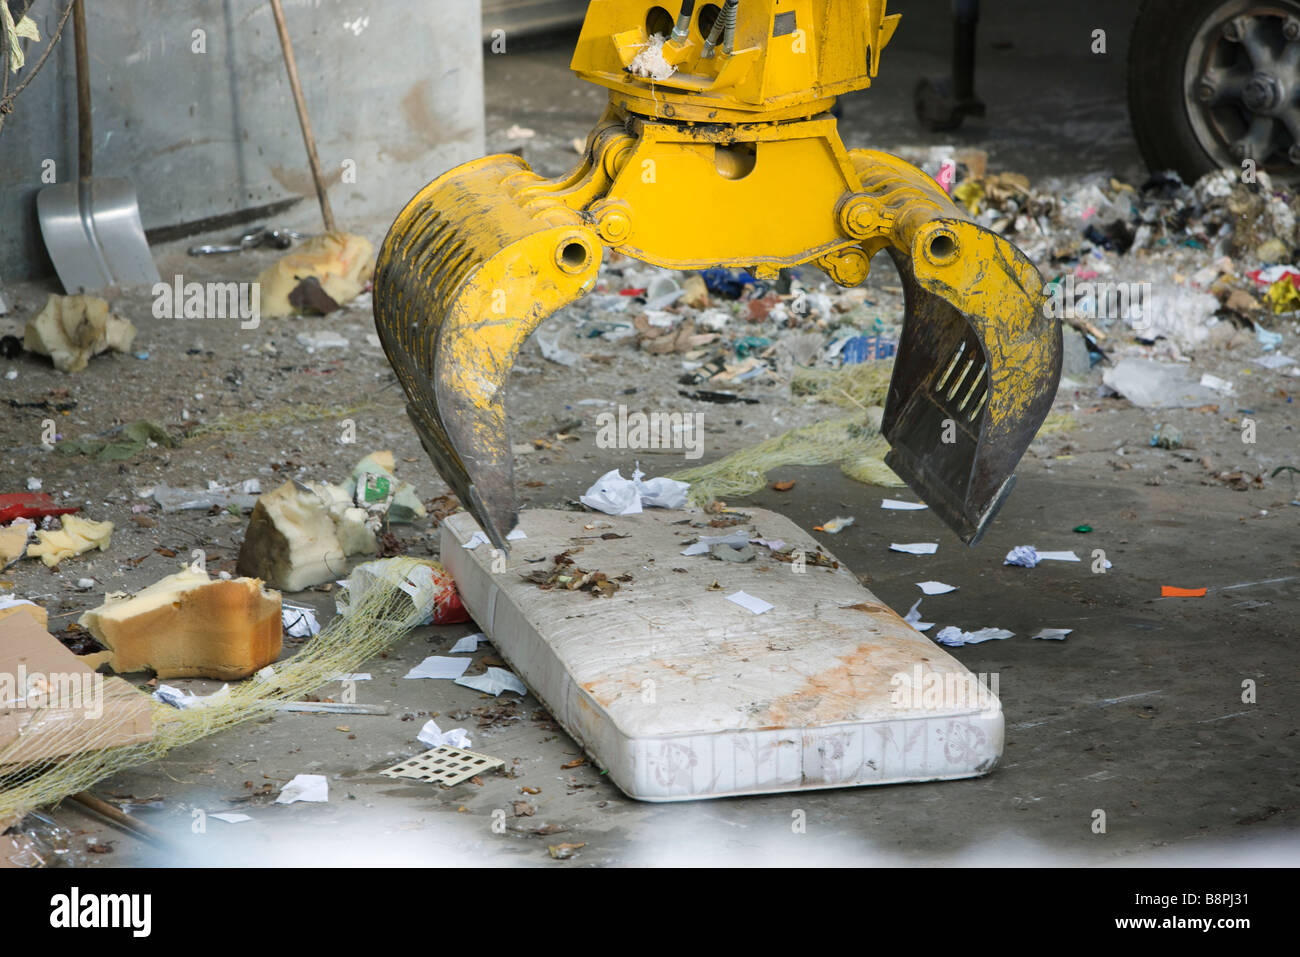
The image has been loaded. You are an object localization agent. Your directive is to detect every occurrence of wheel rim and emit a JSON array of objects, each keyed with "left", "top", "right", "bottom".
[{"left": 1183, "top": 1, "right": 1300, "bottom": 181}]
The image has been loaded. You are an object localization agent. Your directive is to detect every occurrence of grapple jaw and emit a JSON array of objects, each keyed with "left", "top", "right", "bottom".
[
  {"left": 373, "top": 155, "right": 602, "bottom": 550},
  {"left": 882, "top": 220, "right": 1061, "bottom": 544}
]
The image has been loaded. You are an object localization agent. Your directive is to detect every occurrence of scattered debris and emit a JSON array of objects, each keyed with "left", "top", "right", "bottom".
[
  {"left": 23, "top": 294, "right": 136, "bottom": 373},
  {"left": 916, "top": 581, "right": 957, "bottom": 595},
  {"left": 417, "top": 719, "right": 471, "bottom": 749},
  {"left": 935, "top": 626, "right": 1014, "bottom": 647},
  {"left": 815, "top": 516, "right": 855, "bottom": 534},
  {"left": 580, "top": 467, "right": 689, "bottom": 515},
  {"left": 890, "top": 542, "right": 938, "bottom": 555},
  {"left": 403, "top": 656, "right": 472, "bottom": 680},
  {"left": 236, "top": 479, "right": 376, "bottom": 591},
  {"left": 257, "top": 232, "right": 374, "bottom": 318},
  {"left": 79, "top": 569, "right": 282, "bottom": 679},
  {"left": 881, "top": 499, "right": 928, "bottom": 510},
  {"left": 380, "top": 745, "right": 505, "bottom": 786},
  {"left": 1161, "top": 585, "right": 1206, "bottom": 597},
  {"left": 725, "top": 590, "right": 773, "bottom": 615},
  {"left": 275, "top": 774, "right": 329, "bottom": 805},
  {"left": 27, "top": 515, "right": 113, "bottom": 567},
  {"left": 455, "top": 667, "right": 528, "bottom": 697},
  {"left": 1031, "top": 628, "right": 1073, "bottom": 640}
]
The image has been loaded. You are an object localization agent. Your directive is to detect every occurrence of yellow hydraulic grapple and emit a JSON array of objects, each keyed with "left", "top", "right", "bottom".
[{"left": 374, "top": 0, "right": 1062, "bottom": 551}]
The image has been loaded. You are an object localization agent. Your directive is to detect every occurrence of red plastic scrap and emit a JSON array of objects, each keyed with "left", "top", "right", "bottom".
[{"left": 0, "top": 493, "right": 79, "bottom": 525}]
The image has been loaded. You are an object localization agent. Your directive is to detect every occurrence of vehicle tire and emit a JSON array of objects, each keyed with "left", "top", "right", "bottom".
[{"left": 1128, "top": 0, "right": 1300, "bottom": 184}]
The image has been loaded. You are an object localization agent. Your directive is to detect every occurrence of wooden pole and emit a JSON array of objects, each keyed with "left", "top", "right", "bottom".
[{"left": 269, "top": 0, "right": 337, "bottom": 232}]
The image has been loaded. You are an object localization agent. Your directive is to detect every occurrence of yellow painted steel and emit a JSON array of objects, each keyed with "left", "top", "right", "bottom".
[{"left": 374, "top": 0, "right": 1062, "bottom": 549}]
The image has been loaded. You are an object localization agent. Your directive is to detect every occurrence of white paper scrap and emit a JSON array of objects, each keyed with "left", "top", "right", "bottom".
[
  {"left": 917, "top": 581, "right": 958, "bottom": 595},
  {"left": 891, "top": 542, "right": 938, "bottom": 555},
  {"left": 1035, "top": 550, "right": 1080, "bottom": 562},
  {"left": 882, "top": 499, "right": 929, "bottom": 510},
  {"left": 210, "top": 812, "right": 251, "bottom": 824},
  {"left": 276, "top": 774, "right": 328, "bottom": 805},
  {"left": 334, "top": 673, "right": 371, "bottom": 682},
  {"left": 506, "top": 528, "right": 526, "bottom": 541},
  {"left": 417, "top": 719, "right": 472, "bottom": 750},
  {"left": 935, "top": 626, "right": 1014, "bottom": 647},
  {"left": 1031, "top": 628, "right": 1073, "bottom": 640},
  {"left": 455, "top": 667, "right": 528, "bottom": 696},
  {"left": 904, "top": 598, "right": 934, "bottom": 632},
  {"left": 449, "top": 633, "right": 486, "bottom": 654},
  {"left": 462, "top": 530, "right": 491, "bottom": 549},
  {"left": 1004, "top": 545, "right": 1040, "bottom": 567},
  {"left": 403, "top": 656, "right": 471, "bottom": 680},
  {"left": 726, "top": 590, "right": 774, "bottom": 615},
  {"left": 1253, "top": 353, "right": 1295, "bottom": 369}
]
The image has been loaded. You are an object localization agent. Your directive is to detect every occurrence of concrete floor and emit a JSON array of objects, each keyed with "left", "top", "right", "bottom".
[{"left": 3, "top": 5, "right": 1298, "bottom": 866}]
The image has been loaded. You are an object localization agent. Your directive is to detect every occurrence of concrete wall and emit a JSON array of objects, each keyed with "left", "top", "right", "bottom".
[{"left": 0, "top": 0, "right": 485, "bottom": 278}]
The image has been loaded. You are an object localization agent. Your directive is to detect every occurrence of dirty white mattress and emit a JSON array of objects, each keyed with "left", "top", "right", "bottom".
[{"left": 442, "top": 508, "right": 1002, "bottom": 802}]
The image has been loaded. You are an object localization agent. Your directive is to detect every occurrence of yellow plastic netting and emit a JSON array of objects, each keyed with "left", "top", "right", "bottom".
[
  {"left": 186, "top": 401, "right": 379, "bottom": 440},
  {"left": 668, "top": 361, "right": 1073, "bottom": 504},
  {"left": 668, "top": 362, "right": 902, "bottom": 503},
  {"left": 0, "top": 557, "right": 431, "bottom": 824}
]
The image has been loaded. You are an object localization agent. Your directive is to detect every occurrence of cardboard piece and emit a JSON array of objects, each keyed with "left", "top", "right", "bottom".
[{"left": 0, "top": 608, "right": 153, "bottom": 766}]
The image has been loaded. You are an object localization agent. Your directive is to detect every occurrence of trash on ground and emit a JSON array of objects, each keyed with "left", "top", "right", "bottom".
[
  {"left": 152, "top": 683, "right": 231, "bottom": 709},
  {"left": 275, "top": 774, "right": 329, "bottom": 805},
  {"left": 580, "top": 467, "right": 689, "bottom": 515},
  {"left": 890, "top": 542, "right": 938, "bottom": 555},
  {"left": 152, "top": 479, "right": 261, "bottom": 512},
  {"left": 257, "top": 232, "right": 374, "bottom": 318},
  {"left": 27, "top": 515, "right": 113, "bottom": 567},
  {"left": 0, "top": 492, "right": 78, "bottom": 524},
  {"left": 916, "top": 581, "right": 957, "bottom": 595},
  {"left": 1161, "top": 585, "right": 1207, "bottom": 597},
  {"left": 79, "top": 569, "right": 282, "bottom": 680},
  {"left": 881, "top": 499, "right": 928, "bottom": 510},
  {"left": 935, "top": 626, "right": 1014, "bottom": 647},
  {"left": 281, "top": 602, "right": 321, "bottom": 639},
  {"left": 726, "top": 590, "right": 773, "bottom": 615},
  {"left": 0, "top": 592, "right": 44, "bottom": 626},
  {"left": 417, "top": 718, "right": 471, "bottom": 750},
  {"left": 23, "top": 294, "right": 136, "bottom": 373},
  {"left": 403, "top": 655, "right": 472, "bottom": 680},
  {"left": 335, "top": 557, "right": 468, "bottom": 624},
  {"left": 1031, "top": 628, "right": 1073, "bottom": 640},
  {"left": 0, "top": 519, "right": 33, "bottom": 567},
  {"left": 380, "top": 745, "right": 505, "bottom": 786},
  {"left": 1103, "top": 358, "right": 1223, "bottom": 409},
  {"left": 449, "top": 633, "right": 485, "bottom": 653},
  {"left": 236, "top": 479, "right": 376, "bottom": 591},
  {"left": 1004, "top": 546, "right": 1079, "bottom": 567},
  {"left": 903, "top": 598, "right": 934, "bottom": 632},
  {"left": 815, "top": 516, "right": 855, "bottom": 533},
  {"left": 209, "top": 812, "right": 251, "bottom": 824},
  {"left": 454, "top": 667, "right": 528, "bottom": 696},
  {"left": 0, "top": 609, "right": 153, "bottom": 762}
]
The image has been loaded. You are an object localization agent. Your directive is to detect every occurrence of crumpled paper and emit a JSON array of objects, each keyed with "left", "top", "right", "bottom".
[
  {"left": 454, "top": 667, "right": 527, "bottom": 696},
  {"left": 417, "top": 718, "right": 471, "bottom": 750}
]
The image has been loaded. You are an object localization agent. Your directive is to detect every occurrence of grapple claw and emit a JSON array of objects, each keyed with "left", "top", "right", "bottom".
[
  {"left": 373, "top": 155, "right": 601, "bottom": 549},
  {"left": 374, "top": 0, "right": 1061, "bottom": 549}
]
